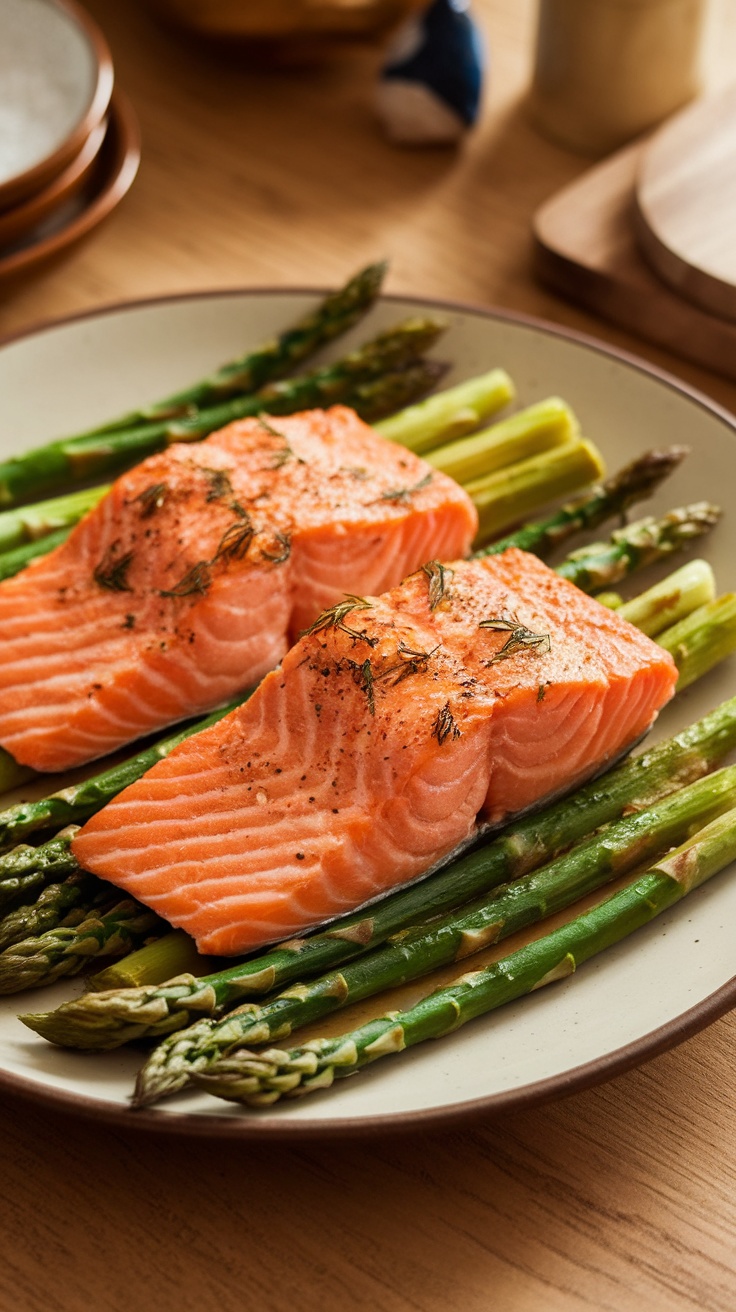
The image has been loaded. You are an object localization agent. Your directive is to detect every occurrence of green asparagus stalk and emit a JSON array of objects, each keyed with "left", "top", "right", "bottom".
[
  {"left": 0, "top": 485, "right": 109, "bottom": 555},
  {"left": 0, "top": 829, "right": 81, "bottom": 914},
  {"left": 0, "top": 527, "right": 71, "bottom": 583},
  {"left": 374, "top": 369, "right": 515, "bottom": 453},
  {"left": 0, "top": 871, "right": 100, "bottom": 952},
  {"left": 554, "top": 503, "right": 721, "bottom": 594},
  {"left": 83, "top": 263, "right": 388, "bottom": 433},
  {"left": 90, "top": 930, "right": 206, "bottom": 991},
  {"left": 478, "top": 446, "right": 689, "bottom": 560},
  {"left": 129, "top": 765, "right": 736, "bottom": 1106},
  {"left": 470, "top": 438, "right": 606, "bottom": 543},
  {"left": 616, "top": 559, "right": 716, "bottom": 636},
  {"left": 0, "top": 316, "right": 446, "bottom": 508},
  {"left": 0, "top": 694, "right": 254, "bottom": 852},
  {"left": 659, "top": 594, "right": 736, "bottom": 691},
  {"left": 427, "top": 398, "right": 578, "bottom": 486},
  {"left": 191, "top": 806, "right": 736, "bottom": 1108},
  {"left": 24, "top": 694, "right": 736, "bottom": 1052},
  {"left": 0, "top": 897, "right": 165, "bottom": 994}
]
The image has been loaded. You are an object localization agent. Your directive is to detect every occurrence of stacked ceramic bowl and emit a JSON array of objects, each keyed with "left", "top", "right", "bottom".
[{"left": 0, "top": 0, "right": 140, "bottom": 281}]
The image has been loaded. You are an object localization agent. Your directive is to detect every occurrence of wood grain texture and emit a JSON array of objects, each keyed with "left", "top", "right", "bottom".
[
  {"left": 1, "top": 1, "right": 735, "bottom": 1308},
  {"left": 634, "top": 82, "right": 736, "bottom": 323},
  {"left": 533, "top": 140, "right": 736, "bottom": 381}
]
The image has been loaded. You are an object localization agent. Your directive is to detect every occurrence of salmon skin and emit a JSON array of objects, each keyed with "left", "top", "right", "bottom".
[
  {"left": 0, "top": 408, "right": 476, "bottom": 773},
  {"left": 73, "top": 549, "right": 678, "bottom": 957}
]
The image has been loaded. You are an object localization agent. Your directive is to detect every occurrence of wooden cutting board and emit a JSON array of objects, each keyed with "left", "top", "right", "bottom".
[
  {"left": 634, "top": 83, "right": 736, "bottom": 323},
  {"left": 533, "top": 86, "right": 736, "bottom": 381}
]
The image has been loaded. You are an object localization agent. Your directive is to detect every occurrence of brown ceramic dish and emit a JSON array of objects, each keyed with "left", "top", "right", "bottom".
[
  {"left": 0, "top": 0, "right": 114, "bottom": 212},
  {"left": 0, "top": 114, "right": 108, "bottom": 251},
  {"left": 0, "top": 92, "right": 140, "bottom": 284}
]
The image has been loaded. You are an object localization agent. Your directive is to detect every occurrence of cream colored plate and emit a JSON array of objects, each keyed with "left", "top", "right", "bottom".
[{"left": 0, "top": 292, "right": 734, "bottom": 1136}]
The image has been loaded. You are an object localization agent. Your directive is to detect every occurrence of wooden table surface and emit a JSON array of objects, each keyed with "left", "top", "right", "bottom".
[{"left": 1, "top": 3, "right": 735, "bottom": 1309}]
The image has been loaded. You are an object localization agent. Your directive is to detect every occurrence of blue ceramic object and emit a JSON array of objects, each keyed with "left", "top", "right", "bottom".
[{"left": 376, "top": 0, "right": 485, "bottom": 145}]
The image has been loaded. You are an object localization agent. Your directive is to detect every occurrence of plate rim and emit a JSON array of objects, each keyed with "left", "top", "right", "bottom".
[
  {"left": 0, "top": 287, "right": 735, "bottom": 1137},
  {"left": 0, "top": 0, "right": 115, "bottom": 210},
  {"left": 0, "top": 88, "right": 141, "bottom": 284}
]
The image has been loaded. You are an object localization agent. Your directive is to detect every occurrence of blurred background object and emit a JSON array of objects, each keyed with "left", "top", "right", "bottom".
[
  {"left": 147, "top": 0, "right": 428, "bottom": 39},
  {"left": 0, "top": 0, "right": 139, "bottom": 282},
  {"left": 529, "top": 0, "right": 709, "bottom": 156},
  {"left": 376, "top": 0, "right": 485, "bottom": 144}
]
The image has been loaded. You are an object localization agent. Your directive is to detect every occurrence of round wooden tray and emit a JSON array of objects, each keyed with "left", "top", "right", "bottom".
[{"left": 634, "top": 83, "right": 736, "bottom": 325}]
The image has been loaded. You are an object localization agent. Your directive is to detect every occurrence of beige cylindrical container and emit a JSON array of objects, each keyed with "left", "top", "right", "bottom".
[{"left": 529, "top": 0, "right": 709, "bottom": 156}]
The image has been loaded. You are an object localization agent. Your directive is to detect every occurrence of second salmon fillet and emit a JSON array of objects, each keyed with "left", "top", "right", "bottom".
[
  {"left": 0, "top": 407, "right": 476, "bottom": 772},
  {"left": 73, "top": 549, "right": 678, "bottom": 955}
]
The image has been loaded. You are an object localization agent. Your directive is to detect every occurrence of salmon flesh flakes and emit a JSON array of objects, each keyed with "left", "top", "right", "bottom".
[
  {"left": 0, "top": 407, "right": 477, "bottom": 771},
  {"left": 72, "top": 549, "right": 677, "bottom": 956}
]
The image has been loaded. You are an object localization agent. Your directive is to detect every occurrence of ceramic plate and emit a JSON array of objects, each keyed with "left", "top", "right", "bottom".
[
  {"left": 0, "top": 291, "right": 734, "bottom": 1137},
  {"left": 0, "top": 0, "right": 113, "bottom": 210},
  {"left": 0, "top": 91, "right": 140, "bottom": 284}
]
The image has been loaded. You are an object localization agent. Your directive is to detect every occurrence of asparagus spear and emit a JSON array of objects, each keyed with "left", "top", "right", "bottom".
[
  {"left": 0, "top": 695, "right": 254, "bottom": 852},
  {"left": 0, "top": 829, "right": 81, "bottom": 915},
  {"left": 470, "top": 438, "right": 606, "bottom": 543},
  {"left": 91, "top": 930, "right": 206, "bottom": 991},
  {"left": 24, "top": 693, "right": 736, "bottom": 1051},
  {"left": 0, "top": 486, "right": 109, "bottom": 555},
  {"left": 0, "top": 897, "right": 165, "bottom": 994},
  {"left": 478, "top": 446, "right": 688, "bottom": 559},
  {"left": 83, "top": 263, "right": 388, "bottom": 433},
  {"left": 376, "top": 367, "right": 514, "bottom": 449},
  {"left": 374, "top": 368, "right": 515, "bottom": 452},
  {"left": 0, "top": 527, "right": 71, "bottom": 583},
  {"left": 616, "top": 559, "right": 715, "bottom": 636},
  {"left": 427, "top": 398, "right": 578, "bottom": 486},
  {"left": 192, "top": 806, "right": 736, "bottom": 1108},
  {"left": 553, "top": 503, "right": 721, "bottom": 594},
  {"left": 128, "top": 765, "right": 736, "bottom": 1106},
  {"left": 659, "top": 594, "right": 736, "bottom": 690},
  {"left": 0, "top": 316, "right": 446, "bottom": 508},
  {"left": 0, "top": 872, "right": 101, "bottom": 952}
]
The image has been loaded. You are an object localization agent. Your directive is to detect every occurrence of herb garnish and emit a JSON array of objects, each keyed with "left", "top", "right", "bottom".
[
  {"left": 479, "top": 612, "right": 551, "bottom": 665},
  {"left": 161, "top": 512, "right": 256, "bottom": 597},
  {"left": 135, "top": 483, "right": 168, "bottom": 519},
  {"left": 216, "top": 517, "right": 255, "bottom": 562},
  {"left": 422, "top": 560, "right": 453, "bottom": 610},
  {"left": 303, "top": 596, "right": 377, "bottom": 644},
  {"left": 344, "top": 640, "right": 434, "bottom": 716},
  {"left": 261, "top": 531, "right": 291, "bottom": 564},
  {"left": 348, "top": 658, "right": 376, "bottom": 715},
  {"left": 381, "top": 472, "right": 433, "bottom": 503},
  {"left": 257, "top": 416, "right": 286, "bottom": 439},
  {"left": 432, "top": 702, "right": 461, "bottom": 745},
  {"left": 201, "top": 467, "right": 235, "bottom": 502},
  {"left": 93, "top": 547, "right": 135, "bottom": 592},
  {"left": 160, "top": 560, "right": 213, "bottom": 598},
  {"left": 374, "top": 640, "right": 434, "bottom": 687}
]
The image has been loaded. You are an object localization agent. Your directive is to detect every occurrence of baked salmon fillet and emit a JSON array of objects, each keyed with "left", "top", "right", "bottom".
[
  {"left": 73, "top": 549, "right": 678, "bottom": 956},
  {"left": 0, "top": 407, "right": 476, "bottom": 772}
]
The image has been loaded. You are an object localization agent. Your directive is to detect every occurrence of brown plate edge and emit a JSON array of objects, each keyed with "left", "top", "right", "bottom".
[
  {"left": 0, "top": 0, "right": 114, "bottom": 211},
  {"left": 0, "top": 88, "right": 141, "bottom": 282},
  {"left": 0, "top": 288, "right": 734, "bottom": 1138}
]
